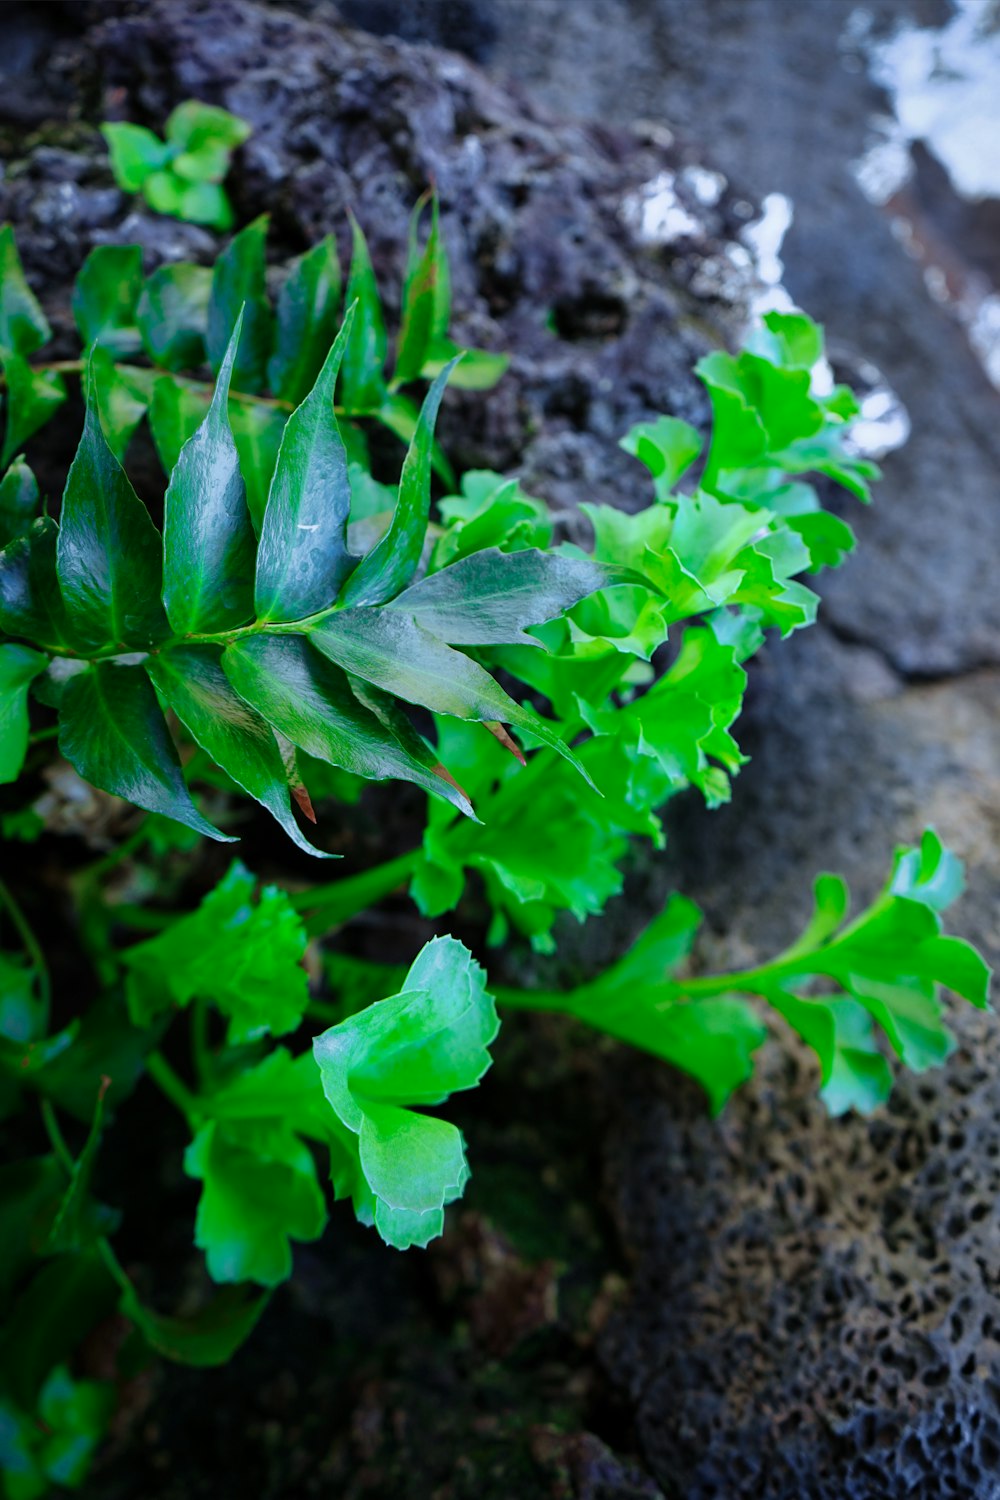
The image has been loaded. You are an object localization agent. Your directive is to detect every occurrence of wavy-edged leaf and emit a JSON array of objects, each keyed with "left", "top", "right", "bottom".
[
  {"left": 56, "top": 370, "right": 168, "bottom": 650},
  {"left": 338, "top": 213, "right": 387, "bottom": 412},
  {"left": 255, "top": 308, "right": 356, "bottom": 622},
  {"left": 71, "top": 245, "right": 143, "bottom": 356},
  {"left": 389, "top": 546, "right": 611, "bottom": 644},
  {"left": 340, "top": 361, "right": 456, "bottom": 608},
  {"left": 0, "top": 518, "right": 74, "bottom": 651},
  {"left": 222, "top": 633, "right": 474, "bottom": 817},
  {"left": 268, "top": 235, "right": 342, "bottom": 406},
  {"left": 136, "top": 264, "right": 212, "bottom": 371},
  {"left": 163, "top": 313, "right": 256, "bottom": 634},
  {"left": 100, "top": 122, "right": 170, "bottom": 191},
  {"left": 0, "top": 642, "right": 47, "bottom": 783},
  {"left": 620, "top": 414, "right": 703, "bottom": 500},
  {"left": 206, "top": 215, "right": 272, "bottom": 392},
  {"left": 58, "top": 661, "right": 233, "bottom": 841},
  {"left": 0, "top": 457, "right": 38, "bottom": 547},
  {"left": 1, "top": 353, "right": 65, "bottom": 467},
  {"left": 313, "top": 937, "right": 498, "bottom": 1248},
  {"left": 311, "top": 608, "right": 592, "bottom": 782},
  {"left": 147, "top": 645, "right": 329, "bottom": 857},
  {"left": 0, "top": 225, "right": 51, "bottom": 355}
]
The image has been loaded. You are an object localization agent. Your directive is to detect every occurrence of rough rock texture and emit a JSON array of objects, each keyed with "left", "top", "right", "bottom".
[{"left": 4, "top": 2, "right": 1000, "bottom": 1497}]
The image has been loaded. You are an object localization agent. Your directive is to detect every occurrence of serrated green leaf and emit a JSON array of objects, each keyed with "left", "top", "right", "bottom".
[
  {"left": 163, "top": 313, "right": 256, "bottom": 634},
  {"left": 71, "top": 245, "right": 143, "bottom": 356},
  {"left": 123, "top": 860, "right": 308, "bottom": 1041},
  {"left": 620, "top": 414, "right": 703, "bottom": 500},
  {"left": 311, "top": 608, "right": 592, "bottom": 782},
  {"left": 340, "top": 362, "right": 456, "bottom": 608},
  {"left": 100, "top": 122, "right": 170, "bottom": 191},
  {"left": 0, "top": 642, "right": 47, "bottom": 783},
  {"left": 0, "top": 458, "right": 38, "bottom": 548},
  {"left": 0, "top": 226, "right": 51, "bottom": 355},
  {"left": 388, "top": 546, "right": 611, "bottom": 644},
  {"left": 313, "top": 937, "right": 497, "bottom": 1248},
  {"left": 395, "top": 196, "right": 442, "bottom": 384},
  {"left": 147, "top": 646, "right": 329, "bottom": 857},
  {"left": 268, "top": 235, "right": 342, "bottom": 406},
  {"left": 58, "top": 661, "right": 233, "bottom": 841},
  {"left": 1, "top": 353, "right": 66, "bottom": 468},
  {"left": 255, "top": 308, "right": 356, "bottom": 621},
  {"left": 222, "top": 633, "right": 475, "bottom": 817},
  {"left": 207, "top": 215, "right": 273, "bottom": 393},
  {"left": 56, "top": 371, "right": 168, "bottom": 651},
  {"left": 0, "top": 518, "right": 68, "bottom": 652},
  {"left": 136, "top": 263, "right": 212, "bottom": 371},
  {"left": 338, "top": 213, "right": 387, "bottom": 412}
]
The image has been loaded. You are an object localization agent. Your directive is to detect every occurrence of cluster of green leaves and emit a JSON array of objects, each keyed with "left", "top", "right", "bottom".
[
  {"left": 102, "top": 101, "right": 251, "bottom": 230},
  {"left": 0, "top": 202, "right": 507, "bottom": 516}
]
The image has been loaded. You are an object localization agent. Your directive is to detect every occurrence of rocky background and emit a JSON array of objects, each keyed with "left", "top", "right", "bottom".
[{"left": 2, "top": 1, "right": 1000, "bottom": 1496}]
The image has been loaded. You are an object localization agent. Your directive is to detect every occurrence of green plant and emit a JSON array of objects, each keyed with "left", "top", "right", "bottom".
[
  {"left": 101, "top": 101, "right": 251, "bottom": 230},
  {"left": 0, "top": 201, "right": 991, "bottom": 1497}
]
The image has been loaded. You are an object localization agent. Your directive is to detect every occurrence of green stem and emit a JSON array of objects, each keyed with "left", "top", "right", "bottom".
[
  {"left": 0, "top": 877, "right": 52, "bottom": 1019},
  {"left": 40, "top": 1097, "right": 74, "bottom": 1175},
  {"left": 292, "top": 848, "right": 422, "bottom": 936},
  {"left": 28, "top": 725, "right": 60, "bottom": 745},
  {"left": 146, "top": 1051, "right": 200, "bottom": 1121},
  {"left": 490, "top": 983, "right": 572, "bottom": 1013}
]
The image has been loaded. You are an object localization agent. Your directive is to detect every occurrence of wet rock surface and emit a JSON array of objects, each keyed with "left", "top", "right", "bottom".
[{"left": 3, "top": 1, "right": 1000, "bottom": 1496}]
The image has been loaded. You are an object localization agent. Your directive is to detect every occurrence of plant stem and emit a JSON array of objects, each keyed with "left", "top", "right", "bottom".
[
  {"left": 0, "top": 877, "right": 52, "bottom": 1019},
  {"left": 146, "top": 1051, "right": 200, "bottom": 1121},
  {"left": 292, "top": 848, "right": 422, "bottom": 936},
  {"left": 40, "top": 1096, "right": 75, "bottom": 1174}
]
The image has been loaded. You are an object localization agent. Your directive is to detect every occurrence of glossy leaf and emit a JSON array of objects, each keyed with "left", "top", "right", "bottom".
[
  {"left": 340, "top": 362, "right": 456, "bottom": 608},
  {"left": 389, "top": 546, "right": 611, "bottom": 644},
  {"left": 71, "top": 245, "right": 143, "bottom": 356},
  {"left": 222, "top": 633, "right": 474, "bottom": 816},
  {"left": 1, "top": 352, "right": 66, "bottom": 468},
  {"left": 162, "top": 314, "right": 256, "bottom": 634},
  {"left": 0, "top": 643, "right": 47, "bottom": 783},
  {"left": 56, "top": 372, "right": 168, "bottom": 650},
  {"left": 254, "top": 309, "right": 356, "bottom": 621},
  {"left": 58, "top": 661, "right": 232, "bottom": 841},
  {"left": 268, "top": 235, "right": 342, "bottom": 405},
  {"left": 0, "top": 457, "right": 38, "bottom": 548},
  {"left": 227, "top": 400, "right": 286, "bottom": 532},
  {"left": 206, "top": 215, "right": 272, "bottom": 392},
  {"left": 0, "top": 225, "right": 51, "bottom": 355},
  {"left": 148, "top": 373, "right": 210, "bottom": 474},
  {"left": 0, "top": 529, "right": 71, "bottom": 665},
  {"left": 136, "top": 263, "right": 212, "bottom": 371},
  {"left": 147, "top": 646, "right": 329, "bottom": 856},
  {"left": 311, "top": 608, "right": 592, "bottom": 781},
  {"left": 338, "top": 213, "right": 387, "bottom": 412}
]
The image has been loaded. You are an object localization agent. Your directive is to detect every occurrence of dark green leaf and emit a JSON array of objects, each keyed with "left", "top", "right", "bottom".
[
  {"left": 40, "top": 992, "right": 158, "bottom": 1122},
  {"left": 85, "top": 347, "right": 151, "bottom": 462},
  {"left": 1, "top": 1252, "right": 117, "bottom": 1408},
  {"left": 58, "top": 661, "right": 233, "bottom": 841},
  {"left": 56, "top": 370, "right": 168, "bottom": 650},
  {"left": 147, "top": 645, "right": 329, "bottom": 856},
  {"left": 227, "top": 400, "right": 286, "bottom": 533},
  {"left": 222, "top": 633, "right": 475, "bottom": 816},
  {"left": 162, "top": 314, "right": 256, "bottom": 634},
  {"left": 148, "top": 374, "right": 210, "bottom": 474},
  {"left": 268, "top": 235, "right": 342, "bottom": 406},
  {"left": 0, "top": 1158, "right": 65, "bottom": 1308},
  {"left": 46, "top": 1082, "right": 120, "bottom": 1253},
  {"left": 395, "top": 196, "right": 442, "bottom": 384},
  {"left": 1, "top": 353, "right": 66, "bottom": 468},
  {"left": 0, "top": 642, "right": 47, "bottom": 783},
  {"left": 121, "top": 1284, "right": 269, "bottom": 1367},
  {"left": 0, "top": 225, "right": 51, "bottom": 355},
  {"left": 71, "top": 245, "right": 143, "bottom": 356},
  {"left": 255, "top": 309, "right": 357, "bottom": 622},
  {"left": 0, "top": 520, "right": 71, "bottom": 651},
  {"left": 206, "top": 215, "right": 273, "bottom": 393},
  {"left": 100, "top": 122, "right": 171, "bottom": 191},
  {"left": 389, "top": 546, "right": 611, "bottom": 644},
  {"left": 311, "top": 608, "right": 592, "bottom": 781},
  {"left": 340, "top": 362, "right": 456, "bottom": 607},
  {"left": 136, "top": 263, "right": 212, "bottom": 371},
  {"left": 0, "top": 458, "right": 38, "bottom": 547},
  {"left": 338, "top": 213, "right": 387, "bottom": 412}
]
